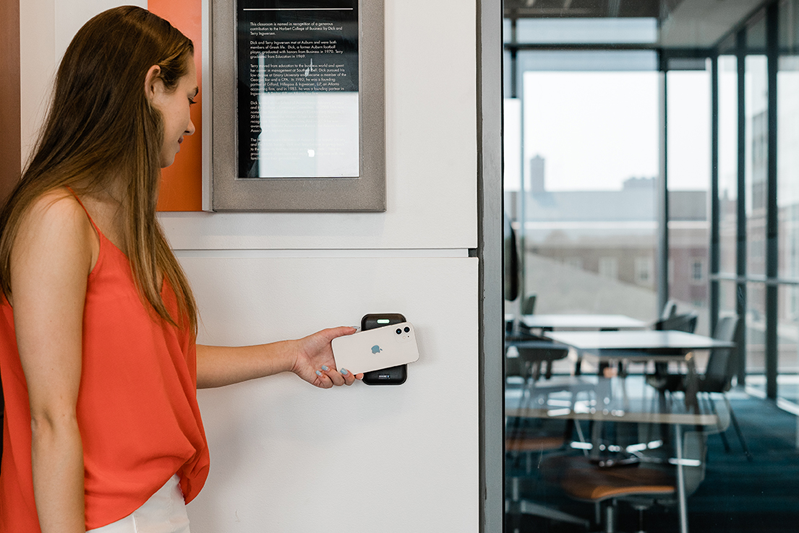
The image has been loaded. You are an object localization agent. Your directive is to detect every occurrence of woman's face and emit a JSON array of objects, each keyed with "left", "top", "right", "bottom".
[{"left": 150, "top": 59, "right": 198, "bottom": 168}]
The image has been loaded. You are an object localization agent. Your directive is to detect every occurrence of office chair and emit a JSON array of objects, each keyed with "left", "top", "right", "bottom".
[
  {"left": 646, "top": 315, "right": 751, "bottom": 461},
  {"left": 522, "top": 293, "right": 537, "bottom": 315},
  {"left": 660, "top": 300, "right": 678, "bottom": 321},
  {"left": 552, "top": 430, "right": 708, "bottom": 533},
  {"left": 653, "top": 310, "right": 698, "bottom": 333},
  {"left": 641, "top": 311, "right": 699, "bottom": 389}
]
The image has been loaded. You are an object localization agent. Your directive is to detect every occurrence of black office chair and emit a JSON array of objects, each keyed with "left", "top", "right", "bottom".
[
  {"left": 660, "top": 300, "right": 678, "bottom": 321},
  {"left": 640, "top": 311, "right": 699, "bottom": 384},
  {"left": 521, "top": 293, "right": 537, "bottom": 316},
  {"left": 653, "top": 310, "right": 698, "bottom": 333},
  {"left": 646, "top": 315, "right": 751, "bottom": 461}
]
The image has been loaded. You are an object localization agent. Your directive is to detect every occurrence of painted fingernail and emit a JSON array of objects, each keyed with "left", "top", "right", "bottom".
[
  {"left": 340, "top": 368, "right": 349, "bottom": 375},
  {"left": 322, "top": 366, "right": 329, "bottom": 371},
  {"left": 315, "top": 370, "right": 322, "bottom": 376}
]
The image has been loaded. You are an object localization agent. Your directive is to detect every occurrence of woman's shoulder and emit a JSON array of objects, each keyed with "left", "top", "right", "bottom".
[
  {"left": 19, "top": 188, "right": 90, "bottom": 235},
  {"left": 14, "top": 187, "right": 96, "bottom": 264}
]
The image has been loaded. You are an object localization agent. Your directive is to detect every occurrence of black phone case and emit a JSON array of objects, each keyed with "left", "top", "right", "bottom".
[{"left": 361, "top": 313, "right": 408, "bottom": 385}]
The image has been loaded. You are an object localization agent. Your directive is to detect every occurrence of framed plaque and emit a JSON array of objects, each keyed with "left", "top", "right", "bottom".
[{"left": 211, "top": 0, "right": 385, "bottom": 211}]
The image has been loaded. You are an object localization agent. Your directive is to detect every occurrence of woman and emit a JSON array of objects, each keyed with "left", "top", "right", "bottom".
[{"left": 0, "top": 6, "right": 358, "bottom": 532}]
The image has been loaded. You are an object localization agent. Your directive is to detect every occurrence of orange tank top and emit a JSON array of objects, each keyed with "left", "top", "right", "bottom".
[{"left": 0, "top": 192, "right": 209, "bottom": 531}]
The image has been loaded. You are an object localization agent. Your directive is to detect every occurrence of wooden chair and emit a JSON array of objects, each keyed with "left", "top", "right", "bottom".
[{"left": 551, "top": 430, "right": 708, "bottom": 533}]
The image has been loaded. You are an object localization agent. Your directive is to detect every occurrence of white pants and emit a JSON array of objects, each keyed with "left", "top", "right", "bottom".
[{"left": 87, "top": 475, "right": 191, "bottom": 533}]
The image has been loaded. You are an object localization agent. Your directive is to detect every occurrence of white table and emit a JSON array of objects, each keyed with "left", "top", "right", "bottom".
[
  {"left": 520, "top": 314, "right": 649, "bottom": 331},
  {"left": 543, "top": 330, "right": 734, "bottom": 409},
  {"left": 543, "top": 330, "right": 733, "bottom": 354}
]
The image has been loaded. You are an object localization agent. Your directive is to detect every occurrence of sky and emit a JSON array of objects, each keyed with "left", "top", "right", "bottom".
[{"left": 504, "top": 70, "right": 712, "bottom": 192}]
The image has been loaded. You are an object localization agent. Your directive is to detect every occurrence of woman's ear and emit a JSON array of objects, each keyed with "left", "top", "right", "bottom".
[{"left": 144, "top": 65, "right": 163, "bottom": 103}]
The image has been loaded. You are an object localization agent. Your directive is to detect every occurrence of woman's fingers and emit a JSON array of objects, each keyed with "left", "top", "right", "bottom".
[
  {"left": 318, "top": 365, "right": 345, "bottom": 387},
  {"left": 316, "top": 366, "right": 362, "bottom": 387},
  {"left": 339, "top": 368, "right": 357, "bottom": 386},
  {"left": 314, "top": 369, "right": 332, "bottom": 388}
]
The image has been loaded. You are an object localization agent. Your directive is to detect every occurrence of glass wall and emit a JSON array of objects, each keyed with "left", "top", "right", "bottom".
[
  {"left": 503, "top": 4, "right": 799, "bottom": 532},
  {"left": 744, "top": 15, "right": 769, "bottom": 379},
  {"left": 718, "top": 54, "right": 738, "bottom": 278}
]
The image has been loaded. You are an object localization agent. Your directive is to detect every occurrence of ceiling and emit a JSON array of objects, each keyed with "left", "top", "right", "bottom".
[{"left": 504, "top": 0, "right": 767, "bottom": 48}]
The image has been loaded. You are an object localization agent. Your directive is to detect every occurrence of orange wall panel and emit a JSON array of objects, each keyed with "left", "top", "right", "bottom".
[{"left": 151, "top": 0, "right": 204, "bottom": 211}]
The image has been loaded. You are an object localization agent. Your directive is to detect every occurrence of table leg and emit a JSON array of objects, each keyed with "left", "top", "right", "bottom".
[
  {"left": 684, "top": 352, "right": 699, "bottom": 412},
  {"left": 675, "top": 423, "right": 688, "bottom": 533}
]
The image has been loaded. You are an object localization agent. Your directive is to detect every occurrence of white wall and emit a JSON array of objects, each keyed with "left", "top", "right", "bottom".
[
  {"left": 19, "top": 0, "right": 148, "bottom": 167},
  {"left": 19, "top": 1, "right": 480, "bottom": 531},
  {"left": 183, "top": 256, "right": 478, "bottom": 532}
]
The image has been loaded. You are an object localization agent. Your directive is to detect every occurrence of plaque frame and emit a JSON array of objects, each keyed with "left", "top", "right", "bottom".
[{"left": 210, "top": 0, "right": 385, "bottom": 211}]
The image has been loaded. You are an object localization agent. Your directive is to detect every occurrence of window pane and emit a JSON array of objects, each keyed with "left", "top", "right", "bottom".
[
  {"left": 778, "top": 0, "right": 799, "bottom": 407},
  {"left": 778, "top": 285, "right": 799, "bottom": 405},
  {"left": 519, "top": 55, "right": 659, "bottom": 321},
  {"left": 719, "top": 55, "right": 739, "bottom": 276},
  {"left": 719, "top": 279, "right": 739, "bottom": 315},
  {"left": 779, "top": 51, "right": 799, "bottom": 283},
  {"left": 746, "top": 282, "right": 767, "bottom": 378},
  {"left": 745, "top": 53, "right": 768, "bottom": 277},
  {"left": 667, "top": 69, "right": 711, "bottom": 334},
  {"left": 746, "top": 13, "right": 768, "bottom": 277}
]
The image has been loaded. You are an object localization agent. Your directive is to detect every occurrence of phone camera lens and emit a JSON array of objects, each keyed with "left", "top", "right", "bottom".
[
  {"left": 396, "top": 328, "right": 402, "bottom": 335},
  {"left": 404, "top": 327, "right": 410, "bottom": 333}
]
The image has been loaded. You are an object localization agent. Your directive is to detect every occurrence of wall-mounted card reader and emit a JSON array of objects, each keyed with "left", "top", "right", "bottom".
[{"left": 362, "top": 313, "right": 408, "bottom": 385}]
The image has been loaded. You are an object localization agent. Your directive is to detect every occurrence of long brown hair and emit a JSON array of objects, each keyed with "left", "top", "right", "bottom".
[{"left": 0, "top": 6, "right": 197, "bottom": 334}]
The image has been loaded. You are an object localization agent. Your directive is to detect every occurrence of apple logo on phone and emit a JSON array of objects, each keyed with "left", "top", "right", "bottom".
[{"left": 371, "top": 345, "right": 382, "bottom": 354}]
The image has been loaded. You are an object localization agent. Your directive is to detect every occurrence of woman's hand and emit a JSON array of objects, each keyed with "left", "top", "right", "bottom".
[{"left": 291, "top": 326, "right": 363, "bottom": 388}]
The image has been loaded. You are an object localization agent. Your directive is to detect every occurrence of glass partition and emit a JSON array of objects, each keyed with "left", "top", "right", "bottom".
[{"left": 503, "top": 4, "right": 799, "bottom": 532}]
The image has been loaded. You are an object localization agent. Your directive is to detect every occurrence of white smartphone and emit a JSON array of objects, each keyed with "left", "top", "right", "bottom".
[{"left": 332, "top": 322, "right": 420, "bottom": 375}]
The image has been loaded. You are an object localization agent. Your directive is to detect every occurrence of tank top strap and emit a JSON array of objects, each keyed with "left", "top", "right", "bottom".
[{"left": 65, "top": 185, "right": 101, "bottom": 234}]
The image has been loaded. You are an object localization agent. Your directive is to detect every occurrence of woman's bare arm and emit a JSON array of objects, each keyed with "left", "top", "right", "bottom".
[
  {"left": 11, "top": 192, "right": 95, "bottom": 533},
  {"left": 196, "top": 327, "right": 360, "bottom": 389}
]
